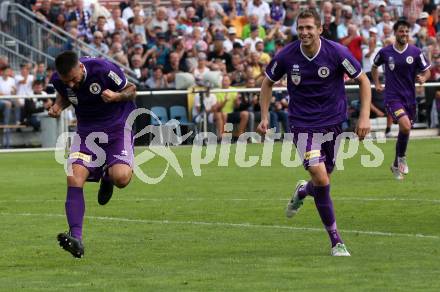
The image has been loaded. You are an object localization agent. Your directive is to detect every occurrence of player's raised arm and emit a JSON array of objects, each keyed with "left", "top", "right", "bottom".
[
  {"left": 257, "top": 76, "right": 275, "bottom": 135},
  {"left": 48, "top": 92, "right": 71, "bottom": 118},
  {"left": 354, "top": 72, "right": 372, "bottom": 140},
  {"left": 101, "top": 81, "right": 137, "bottom": 103}
]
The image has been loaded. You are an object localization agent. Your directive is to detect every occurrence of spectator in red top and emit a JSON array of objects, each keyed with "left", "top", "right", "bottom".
[{"left": 341, "top": 24, "right": 363, "bottom": 63}]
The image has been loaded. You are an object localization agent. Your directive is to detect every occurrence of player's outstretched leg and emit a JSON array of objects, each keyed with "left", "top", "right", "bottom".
[
  {"left": 57, "top": 232, "right": 84, "bottom": 258},
  {"left": 286, "top": 180, "right": 313, "bottom": 218},
  {"left": 98, "top": 169, "right": 114, "bottom": 205},
  {"left": 58, "top": 185, "right": 85, "bottom": 258}
]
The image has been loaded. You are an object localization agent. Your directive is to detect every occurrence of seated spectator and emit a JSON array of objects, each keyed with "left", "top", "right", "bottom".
[
  {"left": 192, "top": 87, "right": 217, "bottom": 129},
  {"left": 23, "top": 80, "right": 52, "bottom": 130},
  {"left": 164, "top": 52, "right": 188, "bottom": 88},
  {"left": 208, "top": 34, "right": 233, "bottom": 72},
  {"left": 244, "top": 25, "right": 264, "bottom": 52},
  {"left": 214, "top": 75, "right": 249, "bottom": 138},
  {"left": 223, "top": 27, "right": 244, "bottom": 53},
  {"left": 89, "top": 31, "right": 109, "bottom": 56},
  {"left": 193, "top": 52, "right": 211, "bottom": 85},
  {"left": 144, "top": 66, "right": 168, "bottom": 89}
]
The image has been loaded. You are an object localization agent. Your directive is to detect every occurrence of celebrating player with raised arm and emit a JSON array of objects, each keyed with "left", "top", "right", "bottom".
[
  {"left": 257, "top": 9, "right": 371, "bottom": 256},
  {"left": 371, "top": 19, "right": 431, "bottom": 180},
  {"left": 49, "top": 51, "right": 137, "bottom": 258}
]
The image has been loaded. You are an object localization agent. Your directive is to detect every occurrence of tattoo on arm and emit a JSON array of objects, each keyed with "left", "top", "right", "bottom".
[{"left": 118, "top": 82, "right": 137, "bottom": 101}]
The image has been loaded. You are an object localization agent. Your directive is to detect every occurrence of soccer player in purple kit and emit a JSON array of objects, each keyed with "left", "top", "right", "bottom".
[
  {"left": 257, "top": 10, "right": 371, "bottom": 256},
  {"left": 371, "top": 19, "right": 431, "bottom": 180},
  {"left": 48, "top": 51, "right": 137, "bottom": 258}
]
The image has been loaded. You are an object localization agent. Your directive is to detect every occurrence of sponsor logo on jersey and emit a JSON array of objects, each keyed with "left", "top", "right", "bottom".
[
  {"left": 66, "top": 88, "right": 78, "bottom": 105},
  {"left": 108, "top": 70, "right": 122, "bottom": 86},
  {"left": 318, "top": 66, "right": 330, "bottom": 78},
  {"left": 291, "top": 64, "right": 301, "bottom": 85},
  {"left": 394, "top": 109, "right": 405, "bottom": 117},
  {"left": 388, "top": 56, "right": 395, "bottom": 71},
  {"left": 304, "top": 150, "right": 321, "bottom": 160},
  {"left": 342, "top": 59, "right": 357, "bottom": 75},
  {"left": 69, "top": 152, "right": 92, "bottom": 163},
  {"left": 89, "top": 83, "right": 101, "bottom": 95}
]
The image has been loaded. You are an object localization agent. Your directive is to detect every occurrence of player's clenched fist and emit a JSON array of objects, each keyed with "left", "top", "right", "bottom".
[
  {"left": 48, "top": 104, "right": 62, "bottom": 118},
  {"left": 101, "top": 89, "right": 119, "bottom": 103}
]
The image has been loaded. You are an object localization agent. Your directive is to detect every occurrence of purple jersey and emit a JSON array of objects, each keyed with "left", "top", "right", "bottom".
[
  {"left": 373, "top": 44, "right": 430, "bottom": 105},
  {"left": 265, "top": 37, "right": 362, "bottom": 128},
  {"left": 51, "top": 57, "right": 136, "bottom": 135}
]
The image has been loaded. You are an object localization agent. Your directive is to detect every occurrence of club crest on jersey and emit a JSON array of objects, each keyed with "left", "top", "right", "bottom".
[
  {"left": 89, "top": 83, "right": 101, "bottom": 95},
  {"left": 66, "top": 88, "right": 78, "bottom": 105},
  {"left": 318, "top": 66, "right": 330, "bottom": 78},
  {"left": 388, "top": 56, "right": 395, "bottom": 71},
  {"left": 406, "top": 56, "right": 414, "bottom": 64},
  {"left": 291, "top": 64, "right": 301, "bottom": 85}
]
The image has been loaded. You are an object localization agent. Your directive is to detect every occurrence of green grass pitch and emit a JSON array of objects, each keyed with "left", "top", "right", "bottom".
[{"left": 0, "top": 139, "right": 439, "bottom": 291}]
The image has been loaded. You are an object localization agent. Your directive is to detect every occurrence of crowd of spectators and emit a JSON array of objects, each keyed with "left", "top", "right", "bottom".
[{"left": 2, "top": 0, "right": 440, "bottom": 143}]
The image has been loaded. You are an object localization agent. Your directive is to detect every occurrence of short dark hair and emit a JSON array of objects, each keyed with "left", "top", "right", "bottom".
[
  {"left": 55, "top": 51, "right": 79, "bottom": 76},
  {"left": 297, "top": 9, "right": 322, "bottom": 28},
  {"left": 393, "top": 19, "right": 410, "bottom": 32},
  {"left": 32, "top": 79, "right": 44, "bottom": 87}
]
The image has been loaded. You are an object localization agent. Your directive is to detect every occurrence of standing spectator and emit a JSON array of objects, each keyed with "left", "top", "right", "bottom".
[
  {"left": 68, "top": 0, "right": 93, "bottom": 42},
  {"left": 0, "top": 65, "right": 15, "bottom": 126},
  {"left": 242, "top": 14, "right": 266, "bottom": 40},
  {"left": 34, "top": 62, "right": 47, "bottom": 83},
  {"left": 246, "top": 0, "right": 271, "bottom": 28},
  {"left": 377, "top": 12, "right": 394, "bottom": 40},
  {"left": 15, "top": 64, "right": 34, "bottom": 124},
  {"left": 122, "top": 0, "right": 144, "bottom": 22},
  {"left": 104, "top": 6, "right": 128, "bottom": 34},
  {"left": 322, "top": 13, "right": 338, "bottom": 41},
  {"left": 167, "top": 0, "right": 185, "bottom": 19},
  {"left": 341, "top": 24, "right": 363, "bottom": 63}
]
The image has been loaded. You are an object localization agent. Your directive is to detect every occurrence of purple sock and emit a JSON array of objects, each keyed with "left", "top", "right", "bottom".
[
  {"left": 298, "top": 181, "right": 315, "bottom": 199},
  {"left": 65, "top": 186, "right": 85, "bottom": 240},
  {"left": 394, "top": 131, "right": 409, "bottom": 167},
  {"left": 313, "top": 184, "right": 343, "bottom": 247}
]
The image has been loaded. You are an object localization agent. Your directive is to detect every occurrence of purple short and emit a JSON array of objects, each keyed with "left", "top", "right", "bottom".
[
  {"left": 290, "top": 124, "right": 343, "bottom": 174},
  {"left": 385, "top": 101, "right": 416, "bottom": 124},
  {"left": 68, "top": 127, "right": 134, "bottom": 182}
]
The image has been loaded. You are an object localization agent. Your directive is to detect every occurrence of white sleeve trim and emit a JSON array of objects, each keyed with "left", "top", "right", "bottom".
[
  {"left": 421, "top": 64, "right": 432, "bottom": 72},
  {"left": 264, "top": 71, "right": 279, "bottom": 83},
  {"left": 353, "top": 70, "right": 363, "bottom": 79}
]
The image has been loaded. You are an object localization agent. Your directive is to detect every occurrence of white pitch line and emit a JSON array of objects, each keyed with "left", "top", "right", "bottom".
[
  {"left": 0, "top": 212, "right": 438, "bottom": 240},
  {"left": 1, "top": 197, "right": 440, "bottom": 203}
]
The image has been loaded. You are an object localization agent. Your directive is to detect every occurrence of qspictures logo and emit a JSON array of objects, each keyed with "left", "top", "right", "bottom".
[{"left": 55, "top": 109, "right": 386, "bottom": 184}]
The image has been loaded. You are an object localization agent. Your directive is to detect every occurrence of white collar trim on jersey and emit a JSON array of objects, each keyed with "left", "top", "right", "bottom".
[
  {"left": 81, "top": 62, "right": 88, "bottom": 81},
  {"left": 300, "top": 38, "right": 321, "bottom": 61},
  {"left": 392, "top": 43, "right": 408, "bottom": 54}
]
